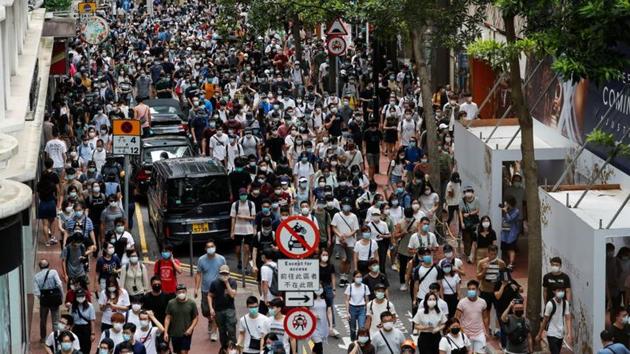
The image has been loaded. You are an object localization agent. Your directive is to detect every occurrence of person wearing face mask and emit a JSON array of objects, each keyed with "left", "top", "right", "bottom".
[
  {"left": 114, "top": 323, "right": 146, "bottom": 354},
  {"left": 440, "top": 259, "right": 462, "bottom": 319},
  {"left": 194, "top": 241, "right": 226, "bottom": 341},
  {"left": 413, "top": 292, "right": 447, "bottom": 353},
  {"left": 294, "top": 180, "right": 312, "bottom": 215},
  {"left": 98, "top": 338, "right": 116, "bottom": 354},
  {"left": 536, "top": 285, "right": 573, "bottom": 354},
  {"left": 309, "top": 286, "right": 333, "bottom": 353},
  {"left": 134, "top": 310, "right": 164, "bottom": 354},
  {"left": 108, "top": 218, "right": 135, "bottom": 265},
  {"left": 96, "top": 241, "right": 121, "bottom": 293},
  {"left": 459, "top": 92, "right": 478, "bottom": 120},
  {"left": 363, "top": 257, "right": 390, "bottom": 300},
  {"left": 99, "top": 275, "right": 131, "bottom": 330},
  {"left": 472, "top": 216, "right": 496, "bottom": 264},
  {"left": 312, "top": 198, "right": 333, "bottom": 252},
  {"left": 455, "top": 280, "right": 488, "bottom": 353},
  {"left": 354, "top": 226, "right": 380, "bottom": 275},
  {"left": 120, "top": 249, "right": 149, "bottom": 303},
  {"left": 503, "top": 172, "right": 525, "bottom": 221},
  {"left": 332, "top": 199, "right": 360, "bottom": 286},
  {"left": 142, "top": 277, "right": 170, "bottom": 326},
  {"left": 599, "top": 329, "right": 630, "bottom": 354},
  {"left": 35, "top": 259, "right": 64, "bottom": 343},
  {"left": 345, "top": 270, "right": 371, "bottom": 341},
  {"left": 542, "top": 257, "right": 572, "bottom": 304},
  {"left": 100, "top": 195, "right": 125, "bottom": 240},
  {"left": 476, "top": 245, "right": 506, "bottom": 321},
  {"left": 366, "top": 283, "right": 398, "bottom": 333},
  {"left": 324, "top": 102, "right": 343, "bottom": 137},
  {"left": 370, "top": 311, "right": 405, "bottom": 354},
  {"left": 208, "top": 265, "right": 238, "bottom": 351},
  {"left": 44, "top": 315, "right": 80, "bottom": 354},
  {"left": 438, "top": 318, "right": 472, "bottom": 354},
  {"left": 56, "top": 330, "right": 82, "bottom": 354},
  {"left": 237, "top": 296, "right": 269, "bottom": 354},
  {"left": 262, "top": 298, "right": 291, "bottom": 353},
  {"left": 348, "top": 327, "right": 376, "bottom": 354},
  {"left": 92, "top": 139, "right": 108, "bottom": 172},
  {"left": 459, "top": 186, "right": 480, "bottom": 263},
  {"left": 153, "top": 245, "right": 182, "bottom": 295},
  {"left": 443, "top": 94, "right": 460, "bottom": 133},
  {"left": 60, "top": 233, "right": 89, "bottom": 284},
  {"left": 408, "top": 217, "right": 439, "bottom": 255},
  {"left": 100, "top": 313, "right": 127, "bottom": 347},
  {"left": 606, "top": 307, "right": 630, "bottom": 348},
  {"left": 164, "top": 284, "right": 199, "bottom": 354},
  {"left": 412, "top": 248, "right": 441, "bottom": 314},
  {"left": 500, "top": 196, "right": 521, "bottom": 269}
]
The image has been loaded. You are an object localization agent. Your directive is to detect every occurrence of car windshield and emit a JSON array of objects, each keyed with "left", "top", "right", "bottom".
[
  {"left": 144, "top": 145, "right": 192, "bottom": 163},
  {"left": 167, "top": 176, "right": 230, "bottom": 208},
  {"left": 149, "top": 105, "right": 178, "bottom": 115}
]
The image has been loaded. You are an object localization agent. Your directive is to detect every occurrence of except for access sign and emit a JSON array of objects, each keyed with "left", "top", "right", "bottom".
[
  {"left": 275, "top": 215, "right": 320, "bottom": 259},
  {"left": 285, "top": 291, "right": 314, "bottom": 307},
  {"left": 284, "top": 308, "right": 317, "bottom": 340},
  {"left": 278, "top": 259, "right": 319, "bottom": 292}
]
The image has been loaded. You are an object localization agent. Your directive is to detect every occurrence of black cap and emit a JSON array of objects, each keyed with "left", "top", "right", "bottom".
[
  {"left": 176, "top": 283, "right": 186, "bottom": 291},
  {"left": 375, "top": 283, "right": 386, "bottom": 290}
]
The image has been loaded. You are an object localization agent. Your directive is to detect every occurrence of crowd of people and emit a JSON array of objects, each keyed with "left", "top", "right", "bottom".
[{"left": 32, "top": 0, "right": 626, "bottom": 354}]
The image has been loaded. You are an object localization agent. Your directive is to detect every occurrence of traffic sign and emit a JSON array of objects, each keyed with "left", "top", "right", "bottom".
[
  {"left": 285, "top": 291, "right": 314, "bottom": 307},
  {"left": 326, "top": 18, "right": 348, "bottom": 36},
  {"left": 112, "top": 119, "right": 141, "bottom": 136},
  {"left": 112, "top": 135, "right": 140, "bottom": 155},
  {"left": 278, "top": 259, "right": 319, "bottom": 292},
  {"left": 275, "top": 215, "right": 320, "bottom": 259},
  {"left": 284, "top": 308, "right": 317, "bottom": 340},
  {"left": 78, "top": 2, "right": 96, "bottom": 15},
  {"left": 327, "top": 36, "right": 347, "bottom": 57}
]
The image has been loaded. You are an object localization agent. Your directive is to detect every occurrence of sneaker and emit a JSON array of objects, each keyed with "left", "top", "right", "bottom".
[
  {"left": 400, "top": 284, "right": 408, "bottom": 291},
  {"left": 331, "top": 328, "right": 340, "bottom": 338},
  {"left": 339, "top": 279, "right": 348, "bottom": 288},
  {"left": 210, "top": 330, "right": 218, "bottom": 342},
  {"left": 412, "top": 328, "right": 419, "bottom": 336}
]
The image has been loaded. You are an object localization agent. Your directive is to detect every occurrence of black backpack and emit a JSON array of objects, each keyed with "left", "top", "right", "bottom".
[
  {"left": 263, "top": 263, "right": 281, "bottom": 296},
  {"left": 507, "top": 317, "right": 529, "bottom": 344},
  {"left": 545, "top": 299, "right": 567, "bottom": 330}
]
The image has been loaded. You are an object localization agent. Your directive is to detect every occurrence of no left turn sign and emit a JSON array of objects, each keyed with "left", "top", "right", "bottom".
[{"left": 275, "top": 215, "right": 320, "bottom": 259}]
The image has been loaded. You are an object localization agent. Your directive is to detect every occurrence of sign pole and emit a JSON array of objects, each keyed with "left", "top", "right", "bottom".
[
  {"left": 189, "top": 226, "right": 194, "bottom": 276},
  {"left": 123, "top": 155, "right": 130, "bottom": 225},
  {"left": 241, "top": 238, "right": 246, "bottom": 288}
]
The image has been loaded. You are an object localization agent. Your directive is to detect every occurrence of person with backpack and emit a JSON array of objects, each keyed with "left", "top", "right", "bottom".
[
  {"left": 413, "top": 248, "right": 442, "bottom": 311},
  {"left": 134, "top": 310, "right": 165, "bottom": 354},
  {"left": 599, "top": 329, "right": 630, "bottom": 354},
  {"left": 68, "top": 288, "right": 96, "bottom": 354},
  {"left": 459, "top": 186, "right": 480, "bottom": 263},
  {"left": 61, "top": 234, "right": 89, "bottom": 284},
  {"left": 260, "top": 249, "right": 280, "bottom": 315},
  {"left": 500, "top": 299, "right": 532, "bottom": 354},
  {"left": 44, "top": 314, "right": 81, "bottom": 354},
  {"left": 231, "top": 188, "right": 257, "bottom": 274},
  {"left": 366, "top": 283, "right": 398, "bottom": 333},
  {"left": 55, "top": 330, "right": 83, "bottom": 354},
  {"left": 99, "top": 313, "right": 126, "bottom": 348},
  {"left": 536, "top": 284, "right": 573, "bottom": 354},
  {"left": 35, "top": 259, "right": 64, "bottom": 343},
  {"left": 120, "top": 249, "right": 150, "bottom": 303},
  {"left": 438, "top": 318, "right": 472, "bottom": 354},
  {"left": 354, "top": 225, "right": 379, "bottom": 276}
]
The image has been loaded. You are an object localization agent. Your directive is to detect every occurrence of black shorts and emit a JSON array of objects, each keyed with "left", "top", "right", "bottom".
[
  {"left": 501, "top": 241, "right": 517, "bottom": 251},
  {"left": 171, "top": 335, "right": 192, "bottom": 352},
  {"left": 234, "top": 234, "right": 254, "bottom": 247}
]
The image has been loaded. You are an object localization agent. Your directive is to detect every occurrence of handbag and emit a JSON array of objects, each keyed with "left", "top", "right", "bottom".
[
  {"left": 243, "top": 316, "right": 261, "bottom": 351},
  {"left": 39, "top": 270, "right": 63, "bottom": 307}
]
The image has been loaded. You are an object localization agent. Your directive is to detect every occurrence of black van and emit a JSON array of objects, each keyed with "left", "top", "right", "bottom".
[{"left": 147, "top": 157, "right": 232, "bottom": 246}]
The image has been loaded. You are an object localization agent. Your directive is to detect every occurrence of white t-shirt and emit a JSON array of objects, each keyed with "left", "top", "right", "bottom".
[
  {"left": 446, "top": 182, "right": 462, "bottom": 206},
  {"left": 263, "top": 316, "right": 290, "bottom": 353},
  {"left": 99, "top": 328, "right": 125, "bottom": 347},
  {"left": 345, "top": 283, "right": 370, "bottom": 306},
  {"left": 45, "top": 138, "right": 67, "bottom": 168},
  {"left": 368, "top": 220, "right": 390, "bottom": 242},
  {"left": 231, "top": 201, "right": 256, "bottom": 235},
  {"left": 412, "top": 308, "right": 447, "bottom": 330},
  {"left": 331, "top": 212, "right": 359, "bottom": 247},
  {"left": 367, "top": 299, "right": 397, "bottom": 333},
  {"left": 134, "top": 325, "right": 161, "bottom": 354},
  {"left": 418, "top": 298, "right": 450, "bottom": 317},
  {"left": 441, "top": 273, "right": 462, "bottom": 296},
  {"left": 371, "top": 328, "right": 405, "bottom": 354},
  {"left": 544, "top": 299, "right": 570, "bottom": 339},
  {"left": 439, "top": 333, "right": 472, "bottom": 353},
  {"left": 459, "top": 101, "right": 479, "bottom": 120},
  {"left": 239, "top": 314, "right": 269, "bottom": 354},
  {"left": 45, "top": 330, "right": 80, "bottom": 352},
  {"left": 354, "top": 240, "right": 378, "bottom": 261},
  {"left": 261, "top": 262, "right": 277, "bottom": 302},
  {"left": 439, "top": 257, "right": 464, "bottom": 271},
  {"left": 209, "top": 133, "right": 230, "bottom": 160},
  {"left": 415, "top": 265, "right": 440, "bottom": 300},
  {"left": 408, "top": 232, "right": 438, "bottom": 250},
  {"left": 98, "top": 289, "right": 130, "bottom": 324}
]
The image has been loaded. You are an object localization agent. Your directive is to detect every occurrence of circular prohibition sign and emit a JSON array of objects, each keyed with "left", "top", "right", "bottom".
[
  {"left": 283, "top": 307, "right": 317, "bottom": 340},
  {"left": 275, "top": 215, "right": 321, "bottom": 259}
]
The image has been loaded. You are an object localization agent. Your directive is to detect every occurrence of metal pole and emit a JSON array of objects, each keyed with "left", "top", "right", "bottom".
[
  {"left": 607, "top": 194, "right": 630, "bottom": 229},
  {"left": 573, "top": 129, "right": 630, "bottom": 208},
  {"left": 124, "top": 155, "right": 130, "bottom": 224},
  {"left": 552, "top": 83, "right": 630, "bottom": 191},
  {"left": 241, "top": 238, "right": 246, "bottom": 288},
  {"left": 336, "top": 56, "right": 340, "bottom": 97},
  {"left": 483, "top": 59, "right": 545, "bottom": 142},
  {"left": 189, "top": 227, "right": 193, "bottom": 276}
]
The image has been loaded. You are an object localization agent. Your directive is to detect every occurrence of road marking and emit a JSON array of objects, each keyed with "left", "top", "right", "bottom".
[{"left": 135, "top": 202, "right": 149, "bottom": 262}]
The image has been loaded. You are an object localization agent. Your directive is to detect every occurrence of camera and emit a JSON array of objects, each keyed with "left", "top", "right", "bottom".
[{"left": 498, "top": 203, "right": 504, "bottom": 208}]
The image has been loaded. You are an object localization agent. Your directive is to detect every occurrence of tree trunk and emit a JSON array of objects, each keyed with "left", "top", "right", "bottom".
[
  {"left": 411, "top": 28, "right": 441, "bottom": 194},
  {"left": 504, "top": 13, "right": 543, "bottom": 341},
  {"left": 290, "top": 14, "right": 303, "bottom": 63}
]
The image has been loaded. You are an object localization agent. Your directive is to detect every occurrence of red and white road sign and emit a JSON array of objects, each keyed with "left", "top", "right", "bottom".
[
  {"left": 326, "top": 36, "right": 347, "bottom": 57},
  {"left": 275, "top": 215, "right": 320, "bottom": 259},
  {"left": 326, "top": 18, "right": 348, "bottom": 36},
  {"left": 284, "top": 307, "right": 317, "bottom": 340}
]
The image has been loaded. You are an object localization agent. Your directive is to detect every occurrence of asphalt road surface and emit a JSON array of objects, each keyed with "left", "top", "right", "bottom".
[{"left": 133, "top": 201, "right": 418, "bottom": 353}]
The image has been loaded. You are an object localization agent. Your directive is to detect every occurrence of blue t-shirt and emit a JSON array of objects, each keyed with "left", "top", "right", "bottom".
[
  {"left": 197, "top": 254, "right": 226, "bottom": 293},
  {"left": 598, "top": 343, "right": 630, "bottom": 354},
  {"left": 96, "top": 255, "right": 121, "bottom": 281}
]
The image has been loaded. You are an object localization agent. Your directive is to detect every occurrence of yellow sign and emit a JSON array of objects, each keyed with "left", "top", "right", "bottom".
[
  {"left": 112, "top": 119, "right": 141, "bottom": 136},
  {"left": 78, "top": 2, "right": 97, "bottom": 14}
]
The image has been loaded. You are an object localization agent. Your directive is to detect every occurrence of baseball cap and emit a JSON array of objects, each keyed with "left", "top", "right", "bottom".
[
  {"left": 219, "top": 265, "right": 230, "bottom": 274},
  {"left": 176, "top": 284, "right": 187, "bottom": 291},
  {"left": 239, "top": 188, "right": 248, "bottom": 195}
]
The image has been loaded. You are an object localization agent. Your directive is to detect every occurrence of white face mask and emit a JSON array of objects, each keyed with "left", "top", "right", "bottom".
[
  {"left": 427, "top": 299, "right": 437, "bottom": 308},
  {"left": 140, "top": 320, "right": 150, "bottom": 329},
  {"left": 76, "top": 296, "right": 86, "bottom": 303},
  {"left": 131, "top": 304, "right": 141, "bottom": 312},
  {"left": 382, "top": 322, "right": 394, "bottom": 331},
  {"left": 129, "top": 256, "right": 139, "bottom": 264},
  {"left": 482, "top": 221, "right": 491, "bottom": 228},
  {"left": 177, "top": 292, "right": 187, "bottom": 300},
  {"left": 321, "top": 256, "right": 329, "bottom": 262},
  {"left": 550, "top": 265, "right": 560, "bottom": 273},
  {"left": 113, "top": 323, "right": 124, "bottom": 332}
]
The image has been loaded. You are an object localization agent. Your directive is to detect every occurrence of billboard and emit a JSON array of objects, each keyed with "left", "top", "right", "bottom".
[{"left": 526, "top": 55, "right": 630, "bottom": 176}]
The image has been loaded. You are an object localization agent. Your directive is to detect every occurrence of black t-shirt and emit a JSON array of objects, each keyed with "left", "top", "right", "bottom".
[
  {"left": 494, "top": 280, "right": 521, "bottom": 316},
  {"left": 542, "top": 272, "right": 571, "bottom": 301},
  {"left": 325, "top": 113, "right": 342, "bottom": 137},
  {"left": 363, "top": 273, "right": 389, "bottom": 300},
  {"left": 141, "top": 292, "right": 173, "bottom": 324},
  {"left": 363, "top": 130, "right": 383, "bottom": 154},
  {"left": 475, "top": 230, "right": 497, "bottom": 249},
  {"left": 228, "top": 170, "right": 252, "bottom": 199},
  {"left": 609, "top": 324, "right": 630, "bottom": 347},
  {"left": 37, "top": 170, "right": 60, "bottom": 201},
  {"left": 265, "top": 136, "right": 285, "bottom": 161},
  {"left": 209, "top": 278, "right": 238, "bottom": 309},
  {"left": 86, "top": 193, "right": 107, "bottom": 225},
  {"left": 319, "top": 263, "right": 336, "bottom": 286}
]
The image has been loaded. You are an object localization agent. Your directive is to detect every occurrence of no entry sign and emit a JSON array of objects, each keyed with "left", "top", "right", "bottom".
[{"left": 275, "top": 216, "right": 320, "bottom": 259}]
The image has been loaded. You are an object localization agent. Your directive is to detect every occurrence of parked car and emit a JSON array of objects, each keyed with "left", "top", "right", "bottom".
[
  {"left": 147, "top": 157, "right": 232, "bottom": 246},
  {"left": 145, "top": 98, "right": 188, "bottom": 136},
  {"left": 133, "top": 135, "right": 195, "bottom": 195}
]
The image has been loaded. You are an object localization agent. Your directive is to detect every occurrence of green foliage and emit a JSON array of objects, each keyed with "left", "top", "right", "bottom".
[
  {"left": 586, "top": 128, "right": 630, "bottom": 157},
  {"left": 45, "top": 0, "right": 71, "bottom": 11},
  {"left": 467, "top": 37, "right": 536, "bottom": 72}
]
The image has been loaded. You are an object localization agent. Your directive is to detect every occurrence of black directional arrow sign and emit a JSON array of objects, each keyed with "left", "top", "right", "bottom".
[{"left": 285, "top": 291, "right": 314, "bottom": 307}]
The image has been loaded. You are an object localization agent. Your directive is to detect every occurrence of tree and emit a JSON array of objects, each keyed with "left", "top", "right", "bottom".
[
  {"left": 355, "top": 0, "right": 488, "bottom": 194},
  {"left": 468, "top": 0, "right": 630, "bottom": 345}
]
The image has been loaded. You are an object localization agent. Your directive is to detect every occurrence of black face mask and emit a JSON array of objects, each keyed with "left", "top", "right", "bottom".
[
  {"left": 152, "top": 284, "right": 162, "bottom": 292},
  {"left": 514, "top": 310, "right": 524, "bottom": 317},
  {"left": 450, "top": 327, "right": 461, "bottom": 335}
]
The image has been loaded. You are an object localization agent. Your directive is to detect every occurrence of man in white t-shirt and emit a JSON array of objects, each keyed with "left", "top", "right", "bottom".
[
  {"left": 331, "top": 199, "right": 360, "bottom": 287},
  {"left": 408, "top": 217, "right": 439, "bottom": 254},
  {"left": 231, "top": 188, "right": 256, "bottom": 273},
  {"left": 44, "top": 314, "right": 80, "bottom": 354},
  {"left": 208, "top": 128, "right": 230, "bottom": 165},
  {"left": 366, "top": 284, "right": 397, "bottom": 333},
  {"left": 44, "top": 127, "right": 67, "bottom": 176},
  {"left": 134, "top": 310, "right": 164, "bottom": 354},
  {"left": 536, "top": 285, "right": 572, "bottom": 354},
  {"left": 260, "top": 250, "right": 279, "bottom": 314},
  {"left": 238, "top": 296, "right": 269, "bottom": 354},
  {"left": 413, "top": 248, "right": 441, "bottom": 303},
  {"left": 371, "top": 311, "right": 405, "bottom": 354},
  {"left": 459, "top": 93, "right": 479, "bottom": 120}
]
